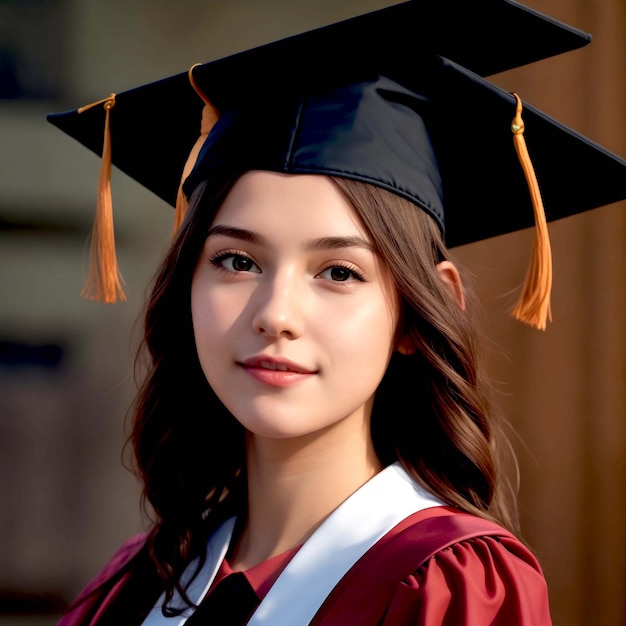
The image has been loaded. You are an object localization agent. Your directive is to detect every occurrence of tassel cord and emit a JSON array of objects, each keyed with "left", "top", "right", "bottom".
[{"left": 173, "top": 65, "right": 220, "bottom": 235}]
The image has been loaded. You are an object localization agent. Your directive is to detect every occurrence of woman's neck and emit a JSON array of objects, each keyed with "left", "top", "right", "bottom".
[{"left": 228, "top": 418, "right": 382, "bottom": 571}]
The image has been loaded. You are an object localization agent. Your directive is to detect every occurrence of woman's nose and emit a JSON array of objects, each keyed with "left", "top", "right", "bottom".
[{"left": 251, "top": 272, "right": 305, "bottom": 339}]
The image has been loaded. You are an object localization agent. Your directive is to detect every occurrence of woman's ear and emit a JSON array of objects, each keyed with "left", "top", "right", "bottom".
[{"left": 436, "top": 260, "right": 466, "bottom": 310}]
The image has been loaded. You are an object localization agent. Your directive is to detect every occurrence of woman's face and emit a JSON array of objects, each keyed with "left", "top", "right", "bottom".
[{"left": 191, "top": 171, "right": 399, "bottom": 442}]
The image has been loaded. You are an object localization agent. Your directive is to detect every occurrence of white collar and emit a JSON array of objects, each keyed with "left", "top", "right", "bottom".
[{"left": 142, "top": 462, "right": 443, "bottom": 625}]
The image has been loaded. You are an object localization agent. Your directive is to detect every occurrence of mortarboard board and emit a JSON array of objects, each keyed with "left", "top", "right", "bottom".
[{"left": 47, "top": 0, "right": 626, "bottom": 331}]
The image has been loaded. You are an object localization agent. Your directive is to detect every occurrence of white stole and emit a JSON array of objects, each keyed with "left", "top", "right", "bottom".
[{"left": 142, "top": 462, "right": 443, "bottom": 625}]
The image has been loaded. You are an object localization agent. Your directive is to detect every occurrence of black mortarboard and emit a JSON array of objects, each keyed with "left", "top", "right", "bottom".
[
  {"left": 47, "top": 0, "right": 626, "bottom": 330},
  {"left": 49, "top": 0, "right": 594, "bottom": 211}
]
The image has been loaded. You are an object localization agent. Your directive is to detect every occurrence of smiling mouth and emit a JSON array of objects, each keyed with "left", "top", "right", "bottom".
[
  {"left": 238, "top": 357, "right": 316, "bottom": 388},
  {"left": 239, "top": 356, "right": 316, "bottom": 375}
]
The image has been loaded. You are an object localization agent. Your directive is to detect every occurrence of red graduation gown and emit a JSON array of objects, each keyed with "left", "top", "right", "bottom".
[{"left": 56, "top": 506, "right": 552, "bottom": 625}]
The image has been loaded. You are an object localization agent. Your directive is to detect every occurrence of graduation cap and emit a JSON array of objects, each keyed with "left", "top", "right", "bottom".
[{"left": 47, "top": 0, "right": 626, "bottom": 331}]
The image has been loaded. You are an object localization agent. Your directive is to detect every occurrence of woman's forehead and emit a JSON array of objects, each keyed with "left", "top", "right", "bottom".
[{"left": 212, "top": 171, "right": 371, "bottom": 241}]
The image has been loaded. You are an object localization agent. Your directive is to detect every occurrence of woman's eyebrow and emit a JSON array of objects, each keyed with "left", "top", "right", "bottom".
[
  {"left": 206, "top": 225, "right": 265, "bottom": 244},
  {"left": 306, "top": 236, "right": 375, "bottom": 252},
  {"left": 206, "top": 226, "right": 374, "bottom": 252}
]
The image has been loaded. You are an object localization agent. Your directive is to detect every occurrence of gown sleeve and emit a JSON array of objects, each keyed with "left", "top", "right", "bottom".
[{"left": 381, "top": 534, "right": 552, "bottom": 626}]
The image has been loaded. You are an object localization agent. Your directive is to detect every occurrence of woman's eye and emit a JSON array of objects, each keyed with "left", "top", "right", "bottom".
[
  {"left": 318, "top": 265, "right": 364, "bottom": 282},
  {"left": 211, "top": 253, "right": 261, "bottom": 273}
]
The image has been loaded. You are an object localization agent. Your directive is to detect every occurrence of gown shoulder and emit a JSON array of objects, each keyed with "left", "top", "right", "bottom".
[
  {"left": 314, "top": 507, "right": 552, "bottom": 626},
  {"left": 381, "top": 517, "right": 552, "bottom": 625}
]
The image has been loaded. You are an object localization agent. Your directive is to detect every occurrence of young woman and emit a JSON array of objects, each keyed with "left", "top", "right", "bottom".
[
  {"left": 48, "top": 4, "right": 626, "bottom": 625},
  {"left": 54, "top": 90, "right": 553, "bottom": 626}
]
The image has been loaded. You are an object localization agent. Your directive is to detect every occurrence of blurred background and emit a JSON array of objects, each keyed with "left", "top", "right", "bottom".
[{"left": 0, "top": 1, "right": 624, "bottom": 625}]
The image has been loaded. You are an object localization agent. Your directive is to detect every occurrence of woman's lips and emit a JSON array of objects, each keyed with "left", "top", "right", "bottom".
[{"left": 238, "top": 356, "right": 316, "bottom": 387}]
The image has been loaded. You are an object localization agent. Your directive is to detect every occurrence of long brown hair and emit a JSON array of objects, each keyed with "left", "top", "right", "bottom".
[
  {"left": 331, "top": 177, "right": 517, "bottom": 530},
  {"left": 129, "top": 177, "right": 248, "bottom": 612},
  {"left": 128, "top": 173, "right": 518, "bottom": 611}
]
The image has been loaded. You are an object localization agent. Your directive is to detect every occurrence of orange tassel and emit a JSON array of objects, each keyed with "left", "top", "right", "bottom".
[
  {"left": 77, "top": 94, "right": 126, "bottom": 303},
  {"left": 173, "top": 64, "right": 220, "bottom": 235},
  {"left": 510, "top": 93, "right": 552, "bottom": 330}
]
